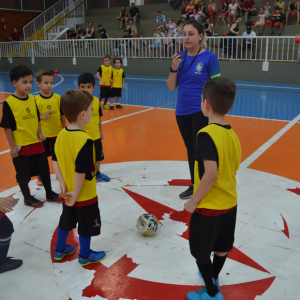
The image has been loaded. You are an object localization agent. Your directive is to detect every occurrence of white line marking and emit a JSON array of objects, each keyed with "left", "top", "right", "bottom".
[
  {"left": 227, "top": 114, "right": 288, "bottom": 122},
  {"left": 241, "top": 113, "right": 300, "bottom": 169},
  {"left": 0, "top": 149, "right": 10, "bottom": 155}
]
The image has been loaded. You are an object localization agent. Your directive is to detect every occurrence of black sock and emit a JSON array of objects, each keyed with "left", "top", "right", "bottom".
[
  {"left": 0, "top": 236, "right": 11, "bottom": 266},
  {"left": 40, "top": 175, "right": 53, "bottom": 195},
  {"left": 213, "top": 253, "right": 227, "bottom": 279},
  {"left": 197, "top": 260, "right": 218, "bottom": 297},
  {"left": 19, "top": 183, "right": 31, "bottom": 199}
]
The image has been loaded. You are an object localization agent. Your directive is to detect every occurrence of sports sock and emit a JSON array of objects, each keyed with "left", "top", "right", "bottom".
[
  {"left": 19, "top": 183, "right": 31, "bottom": 199},
  {"left": 110, "top": 104, "right": 113, "bottom": 107},
  {"left": 79, "top": 235, "right": 91, "bottom": 258},
  {"left": 213, "top": 253, "right": 227, "bottom": 279},
  {"left": 56, "top": 227, "right": 69, "bottom": 252},
  {"left": 40, "top": 175, "right": 53, "bottom": 195},
  {"left": 103, "top": 98, "right": 108, "bottom": 105},
  {"left": 197, "top": 260, "right": 218, "bottom": 297},
  {"left": 99, "top": 97, "right": 103, "bottom": 102},
  {"left": 0, "top": 235, "right": 11, "bottom": 266}
]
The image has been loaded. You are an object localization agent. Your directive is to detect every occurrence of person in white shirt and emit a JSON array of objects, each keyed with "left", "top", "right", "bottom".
[
  {"left": 149, "top": 26, "right": 165, "bottom": 57},
  {"left": 238, "top": 25, "right": 256, "bottom": 59},
  {"left": 166, "top": 17, "right": 177, "bottom": 35},
  {"left": 228, "top": 0, "right": 238, "bottom": 26}
]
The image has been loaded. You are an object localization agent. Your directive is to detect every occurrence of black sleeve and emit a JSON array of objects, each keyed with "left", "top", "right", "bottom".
[
  {"left": 0, "top": 101, "right": 17, "bottom": 130},
  {"left": 36, "top": 104, "right": 40, "bottom": 121},
  {"left": 60, "top": 104, "right": 64, "bottom": 115},
  {"left": 52, "top": 146, "right": 57, "bottom": 161},
  {"left": 194, "top": 133, "right": 218, "bottom": 164},
  {"left": 99, "top": 105, "right": 103, "bottom": 117},
  {"left": 97, "top": 67, "right": 102, "bottom": 76},
  {"left": 122, "top": 71, "right": 125, "bottom": 78},
  {"left": 75, "top": 139, "right": 94, "bottom": 174}
]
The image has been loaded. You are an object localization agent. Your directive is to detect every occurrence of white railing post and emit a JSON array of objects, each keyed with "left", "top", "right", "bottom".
[{"left": 31, "top": 41, "right": 35, "bottom": 64}]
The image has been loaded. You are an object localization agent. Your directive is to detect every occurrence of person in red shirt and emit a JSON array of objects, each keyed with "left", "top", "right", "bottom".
[
  {"left": 186, "top": 0, "right": 195, "bottom": 14},
  {"left": 9, "top": 28, "right": 22, "bottom": 55},
  {"left": 242, "top": 0, "right": 257, "bottom": 23}
]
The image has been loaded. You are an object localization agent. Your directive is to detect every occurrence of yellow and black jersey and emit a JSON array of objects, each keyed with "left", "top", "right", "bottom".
[
  {"left": 194, "top": 123, "right": 241, "bottom": 210},
  {"left": 0, "top": 94, "right": 40, "bottom": 146},
  {"left": 83, "top": 96, "right": 103, "bottom": 140},
  {"left": 35, "top": 93, "right": 63, "bottom": 138},
  {"left": 53, "top": 128, "right": 97, "bottom": 203},
  {"left": 97, "top": 65, "right": 113, "bottom": 86},
  {"left": 112, "top": 68, "right": 125, "bottom": 88}
]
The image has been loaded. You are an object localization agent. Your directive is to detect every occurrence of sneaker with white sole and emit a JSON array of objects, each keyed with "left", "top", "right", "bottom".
[
  {"left": 54, "top": 245, "right": 76, "bottom": 261},
  {"left": 96, "top": 172, "right": 111, "bottom": 182},
  {"left": 78, "top": 250, "right": 106, "bottom": 266},
  {"left": 179, "top": 185, "right": 193, "bottom": 199}
]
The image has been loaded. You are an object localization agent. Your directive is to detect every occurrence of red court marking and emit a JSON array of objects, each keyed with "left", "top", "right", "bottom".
[
  {"left": 280, "top": 213, "right": 290, "bottom": 238},
  {"left": 287, "top": 187, "right": 300, "bottom": 196},
  {"left": 168, "top": 179, "right": 192, "bottom": 186}
]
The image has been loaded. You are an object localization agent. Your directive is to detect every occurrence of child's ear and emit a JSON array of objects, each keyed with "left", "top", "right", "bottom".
[
  {"left": 12, "top": 80, "right": 17, "bottom": 88},
  {"left": 93, "top": 86, "right": 96, "bottom": 91},
  {"left": 36, "top": 82, "right": 41, "bottom": 88}
]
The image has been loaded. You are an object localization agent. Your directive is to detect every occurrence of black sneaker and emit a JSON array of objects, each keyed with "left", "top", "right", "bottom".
[
  {"left": 116, "top": 104, "right": 123, "bottom": 109},
  {"left": 47, "top": 192, "right": 63, "bottom": 203},
  {"left": 0, "top": 257, "right": 23, "bottom": 274},
  {"left": 179, "top": 185, "right": 194, "bottom": 199},
  {"left": 110, "top": 105, "right": 114, "bottom": 110},
  {"left": 24, "top": 196, "right": 44, "bottom": 208}
]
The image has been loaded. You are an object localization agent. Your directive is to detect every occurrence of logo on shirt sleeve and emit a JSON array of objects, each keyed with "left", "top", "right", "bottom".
[{"left": 195, "top": 62, "right": 204, "bottom": 74}]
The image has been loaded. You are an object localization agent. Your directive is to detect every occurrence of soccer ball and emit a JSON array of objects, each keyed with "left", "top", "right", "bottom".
[{"left": 136, "top": 213, "right": 159, "bottom": 237}]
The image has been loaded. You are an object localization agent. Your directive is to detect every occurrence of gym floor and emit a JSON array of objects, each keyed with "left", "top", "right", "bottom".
[{"left": 0, "top": 72, "right": 300, "bottom": 300}]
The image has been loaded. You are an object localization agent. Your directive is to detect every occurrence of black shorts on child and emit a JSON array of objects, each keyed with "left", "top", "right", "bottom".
[
  {"left": 43, "top": 138, "right": 56, "bottom": 160},
  {"left": 0, "top": 215, "right": 14, "bottom": 238},
  {"left": 100, "top": 86, "right": 111, "bottom": 98},
  {"left": 189, "top": 206, "right": 237, "bottom": 264},
  {"left": 111, "top": 88, "right": 122, "bottom": 98},
  {"left": 13, "top": 152, "right": 50, "bottom": 184},
  {"left": 59, "top": 200, "right": 101, "bottom": 236},
  {"left": 94, "top": 138, "right": 104, "bottom": 162}
]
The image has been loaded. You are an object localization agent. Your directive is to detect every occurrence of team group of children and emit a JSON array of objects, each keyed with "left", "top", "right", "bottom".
[{"left": 0, "top": 58, "right": 241, "bottom": 300}]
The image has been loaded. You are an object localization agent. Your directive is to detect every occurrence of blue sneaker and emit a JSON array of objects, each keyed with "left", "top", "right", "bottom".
[
  {"left": 198, "top": 270, "right": 219, "bottom": 288},
  {"left": 187, "top": 287, "right": 223, "bottom": 300},
  {"left": 78, "top": 250, "right": 106, "bottom": 266},
  {"left": 96, "top": 172, "right": 110, "bottom": 182},
  {"left": 54, "top": 245, "right": 76, "bottom": 261}
]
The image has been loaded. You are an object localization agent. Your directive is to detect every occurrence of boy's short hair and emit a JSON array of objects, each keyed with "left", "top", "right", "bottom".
[
  {"left": 10, "top": 65, "right": 33, "bottom": 82},
  {"left": 98, "top": 24, "right": 102, "bottom": 27},
  {"left": 36, "top": 70, "right": 54, "bottom": 83},
  {"left": 78, "top": 72, "right": 95, "bottom": 86},
  {"left": 157, "top": 11, "right": 161, "bottom": 13},
  {"left": 103, "top": 54, "right": 111, "bottom": 60},
  {"left": 202, "top": 77, "right": 236, "bottom": 115},
  {"left": 275, "top": 5, "right": 279, "bottom": 10},
  {"left": 113, "top": 58, "right": 122, "bottom": 64},
  {"left": 61, "top": 90, "right": 93, "bottom": 123}
]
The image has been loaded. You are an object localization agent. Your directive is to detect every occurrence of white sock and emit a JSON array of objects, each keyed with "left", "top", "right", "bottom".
[{"left": 110, "top": 104, "right": 113, "bottom": 106}]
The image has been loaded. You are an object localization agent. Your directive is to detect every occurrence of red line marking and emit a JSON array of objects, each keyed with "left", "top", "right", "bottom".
[
  {"left": 280, "top": 213, "right": 290, "bottom": 238},
  {"left": 287, "top": 187, "right": 300, "bottom": 196}
]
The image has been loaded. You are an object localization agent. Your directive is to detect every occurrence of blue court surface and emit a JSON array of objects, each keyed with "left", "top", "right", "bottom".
[{"left": 1, "top": 71, "right": 300, "bottom": 121}]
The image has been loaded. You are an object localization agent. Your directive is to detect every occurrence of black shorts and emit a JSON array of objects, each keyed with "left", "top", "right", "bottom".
[
  {"left": 100, "top": 86, "right": 111, "bottom": 98},
  {"left": 43, "top": 138, "right": 56, "bottom": 159},
  {"left": 243, "top": 43, "right": 254, "bottom": 49},
  {"left": 189, "top": 206, "right": 237, "bottom": 265},
  {"left": 111, "top": 88, "right": 122, "bottom": 98},
  {"left": 205, "top": 11, "right": 217, "bottom": 16},
  {"left": 0, "top": 215, "right": 14, "bottom": 238},
  {"left": 59, "top": 200, "right": 101, "bottom": 236},
  {"left": 13, "top": 152, "right": 50, "bottom": 184},
  {"left": 94, "top": 138, "right": 104, "bottom": 162}
]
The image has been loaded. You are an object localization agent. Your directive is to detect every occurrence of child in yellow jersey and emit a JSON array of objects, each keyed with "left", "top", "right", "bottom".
[
  {"left": 0, "top": 65, "right": 62, "bottom": 208},
  {"left": 35, "top": 70, "right": 66, "bottom": 186},
  {"left": 52, "top": 90, "right": 106, "bottom": 266},
  {"left": 109, "top": 58, "right": 125, "bottom": 110},
  {"left": 184, "top": 77, "right": 241, "bottom": 300},
  {"left": 96, "top": 54, "right": 113, "bottom": 110},
  {"left": 78, "top": 72, "right": 110, "bottom": 182}
]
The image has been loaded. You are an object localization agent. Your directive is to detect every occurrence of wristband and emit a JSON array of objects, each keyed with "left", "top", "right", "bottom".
[{"left": 170, "top": 67, "right": 178, "bottom": 73}]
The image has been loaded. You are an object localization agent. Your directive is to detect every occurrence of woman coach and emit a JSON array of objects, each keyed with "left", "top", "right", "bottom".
[{"left": 167, "top": 19, "right": 221, "bottom": 199}]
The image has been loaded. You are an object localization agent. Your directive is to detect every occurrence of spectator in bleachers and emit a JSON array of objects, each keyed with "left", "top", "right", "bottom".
[
  {"left": 275, "top": 0, "right": 286, "bottom": 14},
  {"left": 286, "top": 0, "right": 299, "bottom": 25},
  {"left": 126, "top": 20, "right": 137, "bottom": 36},
  {"left": 121, "top": 29, "right": 132, "bottom": 56},
  {"left": 8, "top": 27, "right": 21, "bottom": 56},
  {"left": 190, "top": 8, "right": 200, "bottom": 19},
  {"left": 149, "top": 26, "right": 165, "bottom": 57},
  {"left": 264, "top": 1, "right": 272, "bottom": 17},
  {"left": 238, "top": 25, "right": 256, "bottom": 59},
  {"left": 175, "top": 20, "right": 184, "bottom": 52},
  {"left": 216, "top": 7, "right": 228, "bottom": 26},
  {"left": 67, "top": 30, "right": 76, "bottom": 39},
  {"left": 161, "top": 29, "right": 173, "bottom": 56},
  {"left": 132, "top": 30, "right": 142, "bottom": 57},
  {"left": 193, "top": 0, "right": 200, "bottom": 10},
  {"left": 85, "top": 22, "right": 95, "bottom": 39},
  {"left": 228, "top": 0, "right": 238, "bottom": 26},
  {"left": 127, "top": 3, "right": 140, "bottom": 25},
  {"left": 166, "top": 18, "right": 177, "bottom": 35},
  {"left": 76, "top": 26, "right": 86, "bottom": 39},
  {"left": 186, "top": 1, "right": 195, "bottom": 14},
  {"left": 204, "top": 17, "right": 212, "bottom": 35},
  {"left": 255, "top": 9, "right": 266, "bottom": 35},
  {"left": 118, "top": 5, "right": 128, "bottom": 29},
  {"left": 112, "top": 37, "right": 120, "bottom": 56},
  {"left": 156, "top": 11, "right": 166, "bottom": 31},
  {"left": 198, "top": 1, "right": 206, "bottom": 18},
  {"left": 296, "top": 33, "right": 300, "bottom": 60},
  {"left": 98, "top": 24, "right": 109, "bottom": 39},
  {"left": 205, "top": 0, "right": 218, "bottom": 27},
  {"left": 269, "top": 6, "right": 284, "bottom": 35},
  {"left": 242, "top": 0, "right": 257, "bottom": 24}
]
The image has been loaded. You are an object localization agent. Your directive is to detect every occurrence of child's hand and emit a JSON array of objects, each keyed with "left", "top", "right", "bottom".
[
  {"left": 184, "top": 199, "right": 198, "bottom": 214},
  {"left": 64, "top": 191, "right": 77, "bottom": 206},
  {"left": 46, "top": 109, "right": 53, "bottom": 117},
  {"left": 39, "top": 134, "right": 46, "bottom": 141},
  {"left": 10, "top": 146, "right": 19, "bottom": 158},
  {"left": 59, "top": 182, "right": 68, "bottom": 197},
  {"left": 122, "top": 86, "right": 125, "bottom": 89},
  {"left": 111, "top": 85, "right": 113, "bottom": 89},
  {"left": 101, "top": 80, "right": 106, "bottom": 85},
  {"left": 0, "top": 197, "right": 14, "bottom": 213},
  {"left": 111, "top": 79, "right": 114, "bottom": 83}
]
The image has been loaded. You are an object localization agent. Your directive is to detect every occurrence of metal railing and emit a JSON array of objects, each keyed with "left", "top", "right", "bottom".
[
  {"left": 1, "top": 36, "right": 300, "bottom": 62},
  {"left": 23, "top": 0, "right": 68, "bottom": 41},
  {"left": 44, "top": 0, "right": 85, "bottom": 40}
]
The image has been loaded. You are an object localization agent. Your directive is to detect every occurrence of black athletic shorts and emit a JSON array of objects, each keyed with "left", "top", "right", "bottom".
[
  {"left": 111, "top": 88, "right": 122, "bottom": 98},
  {"left": 94, "top": 138, "right": 104, "bottom": 162},
  {"left": 0, "top": 215, "right": 14, "bottom": 238},
  {"left": 100, "top": 86, "right": 111, "bottom": 98},
  {"left": 205, "top": 11, "right": 217, "bottom": 16},
  {"left": 13, "top": 152, "right": 50, "bottom": 184},
  {"left": 189, "top": 206, "right": 237, "bottom": 265},
  {"left": 43, "top": 138, "right": 56, "bottom": 160},
  {"left": 59, "top": 200, "right": 101, "bottom": 236}
]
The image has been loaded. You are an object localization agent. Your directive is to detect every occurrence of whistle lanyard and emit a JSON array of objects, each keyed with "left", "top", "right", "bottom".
[{"left": 179, "top": 46, "right": 202, "bottom": 72}]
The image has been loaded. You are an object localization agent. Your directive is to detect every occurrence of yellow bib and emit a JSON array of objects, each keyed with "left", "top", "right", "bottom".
[
  {"left": 100, "top": 65, "right": 112, "bottom": 86},
  {"left": 6, "top": 94, "right": 39, "bottom": 146},
  {"left": 55, "top": 129, "right": 97, "bottom": 203},
  {"left": 83, "top": 96, "right": 101, "bottom": 140},
  {"left": 194, "top": 124, "right": 241, "bottom": 210},
  {"left": 112, "top": 68, "right": 124, "bottom": 88},
  {"left": 35, "top": 93, "right": 62, "bottom": 138}
]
